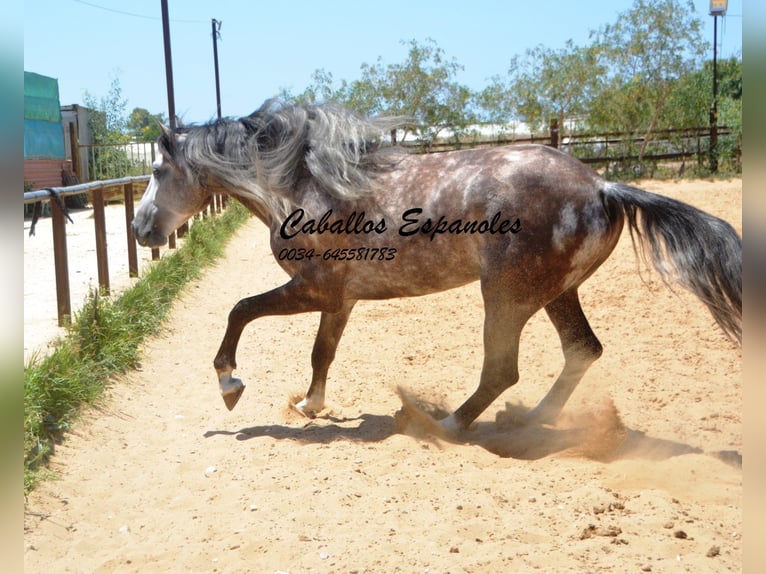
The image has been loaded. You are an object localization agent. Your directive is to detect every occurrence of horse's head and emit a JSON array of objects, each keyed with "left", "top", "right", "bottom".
[{"left": 132, "top": 126, "right": 212, "bottom": 247}]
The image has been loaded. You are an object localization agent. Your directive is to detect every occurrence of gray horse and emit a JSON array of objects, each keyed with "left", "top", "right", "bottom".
[{"left": 132, "top": 100, "right": 741, "bottom": 435}]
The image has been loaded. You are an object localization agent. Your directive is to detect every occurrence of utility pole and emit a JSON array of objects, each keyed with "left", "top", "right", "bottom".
[
  {"left": 212, "top": 19, "right": 222, "bottom": 120},
  {"left": 160, "top": 0, "right": 176, "bottom": 130},
  {"left": 160, "top": 0, "right": 179, "bottom": 245}
]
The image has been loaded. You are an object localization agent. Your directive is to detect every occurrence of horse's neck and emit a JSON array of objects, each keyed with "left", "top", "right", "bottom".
[
  {"left": 201, "top": 172, "right": 275, "bottom": 226},
  {"left": 230, "top": 192, "right": 274, "bottom": 226}
]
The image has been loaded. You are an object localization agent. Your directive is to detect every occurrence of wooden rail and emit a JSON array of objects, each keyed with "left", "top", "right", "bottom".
[
  {"left": 24, "top": 176, "right": 151, "bottom": 326},
  {"left": 401, "top": 124, "right": 736, "bottom": 171}
]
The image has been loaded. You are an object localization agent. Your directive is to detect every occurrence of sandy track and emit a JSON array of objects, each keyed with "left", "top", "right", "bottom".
[{"left": 24, "top": 179, "right": 741, "bottom": 573}]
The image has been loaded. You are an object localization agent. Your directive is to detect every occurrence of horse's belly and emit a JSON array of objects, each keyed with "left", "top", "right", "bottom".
[{"left": 343, "top": 248, "right": 481, "bottom": 299}]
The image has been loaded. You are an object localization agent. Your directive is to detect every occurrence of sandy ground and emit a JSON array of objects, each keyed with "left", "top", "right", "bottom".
[{"left": 24, "top": 179, "right": 742, "bottom": 573}]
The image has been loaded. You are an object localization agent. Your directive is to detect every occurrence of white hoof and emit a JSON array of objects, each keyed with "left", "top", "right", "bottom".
[
  {"left": 293, "top": 397, "right": 324, "bottom": 418},
  {"left": 219, "top": 373, "right": 245, "bottom": 411},
  {"left": 219, "top": 374, "right": 244, "bottom": 396},
  {"left": 439, "top": 413, "right": 462, "bottom": 437}
]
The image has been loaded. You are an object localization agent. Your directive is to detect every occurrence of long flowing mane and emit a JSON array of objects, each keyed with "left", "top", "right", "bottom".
[{"left": 162, "top": 100, "right": 404, "bottom": 218}]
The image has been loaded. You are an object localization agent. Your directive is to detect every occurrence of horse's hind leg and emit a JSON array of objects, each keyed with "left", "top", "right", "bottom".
[
  {"left": 525, "top": 288, "right": 603, "bottom": 425},
  {"left": 440, "top": 293, "right": 534, "bottom": 435},
  {"left": 294, "top": 299, "right": 357, "bottom": 417}
]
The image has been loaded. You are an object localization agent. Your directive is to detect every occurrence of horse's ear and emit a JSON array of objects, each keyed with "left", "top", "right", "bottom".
[{"left": 157, "top": 124, "right": 176, "bottom": 157}]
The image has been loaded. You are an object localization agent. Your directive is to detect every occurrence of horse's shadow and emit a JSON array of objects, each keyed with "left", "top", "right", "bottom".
[
  {"left": 204, "top": 413, "right": 396, "bottom": 445},
  {"left": 203, "top": 404, "right": 741, "bottom": 469}
]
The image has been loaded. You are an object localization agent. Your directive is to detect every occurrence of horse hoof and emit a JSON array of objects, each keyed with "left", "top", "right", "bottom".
[
  {"left": 221, "top": 378, "right": 245, "bottom": 411},
  {"left": 438, "top": 414, "right": 462, "bottom": 439},
  {"left": 291, "top": 397, "right": 321, "bottom": 419}
]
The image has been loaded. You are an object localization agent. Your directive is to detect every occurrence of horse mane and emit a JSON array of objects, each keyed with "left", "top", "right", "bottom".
[{"left": 163, "top": 99, "right": 404, "bottom": 218}]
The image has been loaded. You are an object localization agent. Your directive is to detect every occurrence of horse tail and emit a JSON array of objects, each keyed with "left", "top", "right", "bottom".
[{"left": 602, "top": 181, "right": 741, "bottom": 344}]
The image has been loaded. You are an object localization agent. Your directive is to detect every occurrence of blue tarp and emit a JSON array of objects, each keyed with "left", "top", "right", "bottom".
[{"left": 24, "top": 72, "right": 65, "bottom": 159}]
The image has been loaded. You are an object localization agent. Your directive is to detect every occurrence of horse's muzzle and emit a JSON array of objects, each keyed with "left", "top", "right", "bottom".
[{"left": 132, "top": 221, "right": 168, "bottom": 248}]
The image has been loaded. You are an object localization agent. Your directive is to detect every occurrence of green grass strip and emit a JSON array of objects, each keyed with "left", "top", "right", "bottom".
[{"left": 24, "top": 202, "right": 249, "bottom": 495}]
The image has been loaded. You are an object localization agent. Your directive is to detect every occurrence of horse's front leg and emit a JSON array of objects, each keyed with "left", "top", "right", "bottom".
[
  {"left": 213, "top": 278, "right": 336, "bottom": 411},
  {"left": 293, "top": 299, "right": 357, "bottom": 417}
]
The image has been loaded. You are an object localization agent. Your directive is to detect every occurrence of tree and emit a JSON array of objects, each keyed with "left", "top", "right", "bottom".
[
  {"left": 284, "top": 39, "right": 475, "bottom": 147},
  {"left": 82, "top": 74, "right": 132, "bottom": 179},
  {"left": 277, "top": 68, "right": 382, "bottom": 116},
  {"left": 127, "top": 107, "right": 168, "bottom": 142},
  {"left": 589, "top": 0, "right": 706, "bottom": 157},
  {"left": 83, "top": 74, "right": 129, "bottom": 145},
  {"left": 710, "top": 56, "right": 741, "bottom": 170},
  {"left": 374, "top": 38, "right": 475, "bottom": 145},
  {"left": 479, "top": 40, "right": 603, "bottom": 136},
  {"left": 715, "top": 56, "right": 742, "bottom": 101}
]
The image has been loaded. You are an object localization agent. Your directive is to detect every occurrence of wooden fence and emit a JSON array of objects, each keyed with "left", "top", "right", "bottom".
[
  {"left": 24, "top": 176, "right": 151, "bottom": 326},
  {"left": 24, "top": 177, "right": 228, "bottom": 327},
  {"left": 403, "top": 123, "right": 737, "bottom": 175}
]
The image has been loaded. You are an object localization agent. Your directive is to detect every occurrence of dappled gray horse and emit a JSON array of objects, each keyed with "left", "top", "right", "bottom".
[{"left": 132, "top": 100, "right": 741, "bottom": 435}]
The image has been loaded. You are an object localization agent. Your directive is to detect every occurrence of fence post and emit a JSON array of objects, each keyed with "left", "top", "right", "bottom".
[
  {"left": 92, "top": 187, "right": 110, "bottom": 294},
  {"left": 50, "top": 197, "right": 72, "bottom": 326},
  {"left": 69, "top": 122, "right": 82, "bottom": 182},
  {"left": 549, "top": 118, "right": 559, "bottom": 149},
  {"left": 124, "top": 182, "right": 139, "bottom": 277},
  {"left": 709, "top": 108, "right": 719, "bottom": 173}
]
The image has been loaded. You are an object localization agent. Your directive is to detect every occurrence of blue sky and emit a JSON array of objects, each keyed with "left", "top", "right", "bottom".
[{"left": 24, "top": 0, "right": 742, "bottom": 124}]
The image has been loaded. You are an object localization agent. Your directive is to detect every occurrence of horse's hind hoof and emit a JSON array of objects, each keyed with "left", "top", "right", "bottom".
[{"left": 222, "top": 381, "right": 245, "bottom": 411}]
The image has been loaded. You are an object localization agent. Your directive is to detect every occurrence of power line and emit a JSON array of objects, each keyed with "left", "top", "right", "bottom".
[{"left": 74, "top": 0, "right": 207, "bottom": 24}]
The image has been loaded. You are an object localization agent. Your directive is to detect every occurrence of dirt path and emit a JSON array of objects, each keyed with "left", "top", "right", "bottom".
[{"left": 24, "top": 179, "right": 742, "bottom": 573}]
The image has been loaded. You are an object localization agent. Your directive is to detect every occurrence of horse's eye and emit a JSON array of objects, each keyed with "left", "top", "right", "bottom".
[{"left": 152, "top": 166, "right": 161, "bottom": 177}]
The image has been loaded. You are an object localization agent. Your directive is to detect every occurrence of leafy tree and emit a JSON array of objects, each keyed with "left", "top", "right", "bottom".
[
  {"left": 716, "top": 56, "right": 742, "bottom": 101},
  {"left": 82, "top": 75, "right": 131, "bottom": 179},
  {"left": 474, "top": 77, "right": 514, "bottom": 129},
  {"left": 284, "top": 39, "right": 474, "bottom": 147},
  {"left": 373, "top": 38, "right": 475, "bottom": 146},
  {"left": 127, "top": 107, "right": 168, "bottom": 142},
  {"left": 589, "top": 0, "right": 706, "bottom": 158},
  {"left": 83, "top": 74, "right": 129, "bottom": 145},
  {"left": 479, "top": 40, "right": 603, "bottom": 136},
  {"left": 711, "top": 56, "right": 741, "bottom": 170},
  {"left": 272, "top": 5, "right": 738, "bottom": 172},
  {"left": 279, "top": 69, "right": 344, "bottom": 106},
  {"left": 665, "top": 56, "right": 741, "bottom": 135}
]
